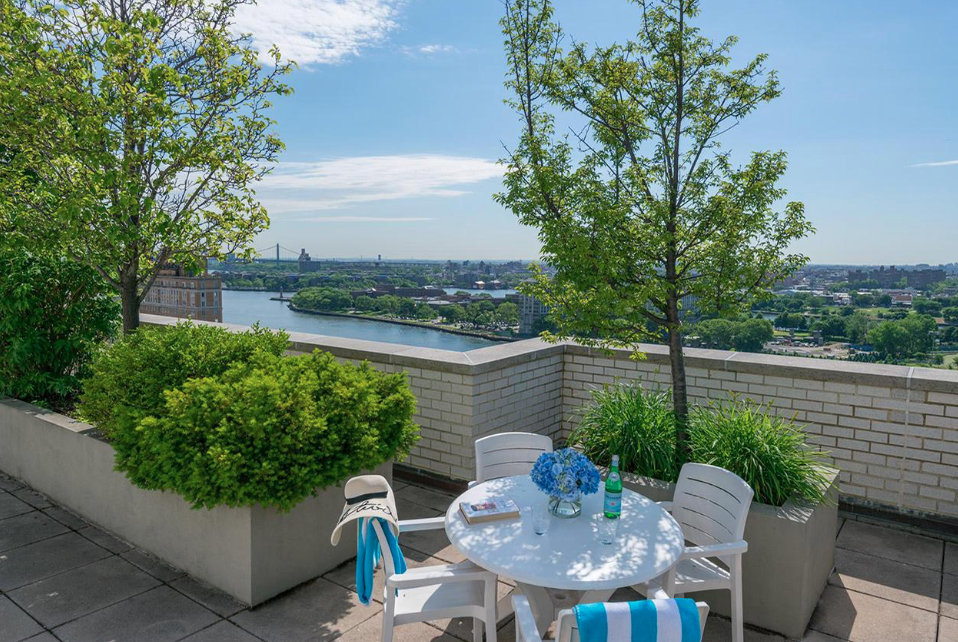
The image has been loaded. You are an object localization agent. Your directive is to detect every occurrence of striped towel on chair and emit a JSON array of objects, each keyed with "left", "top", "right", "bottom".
[{"left": 573, "top": 598, "right": 701, "bottom": 642}]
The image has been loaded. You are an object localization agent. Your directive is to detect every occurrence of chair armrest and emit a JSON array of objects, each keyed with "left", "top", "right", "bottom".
[
  {"left": 468, "top": 480, "right": 478, "bottom": 488},
  {"left": 680, "top": 539, "right": 748, "bottom": 560},
  {"left": 385, "top": 562, "right": 494, "bottom": 589},
  {"left": 398, "top": 516, "right": 446, "bottom": 532},
  {"left": 512, "top": 595, "right": 544, "bottom": 642},
  {"left": 656, "top": 500, "right": 674, "bottom": 512}
]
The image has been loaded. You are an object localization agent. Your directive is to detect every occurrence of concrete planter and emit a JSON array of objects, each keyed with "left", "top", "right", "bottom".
[
  {"left": 0, "top": 398, "right": 389, "bottom": 606},
  {"left": 622, "top": 469, "right": 839, "bottom": 640}
]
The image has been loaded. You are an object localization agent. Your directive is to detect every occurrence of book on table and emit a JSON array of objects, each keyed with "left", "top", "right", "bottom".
[{"left": 459, "top": 498, "right": 520, "bottom": 524}]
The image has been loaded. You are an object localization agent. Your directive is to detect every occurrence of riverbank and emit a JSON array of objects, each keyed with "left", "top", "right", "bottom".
[{"left": 287, "top": 304, "right": 516, "bottom": 343}]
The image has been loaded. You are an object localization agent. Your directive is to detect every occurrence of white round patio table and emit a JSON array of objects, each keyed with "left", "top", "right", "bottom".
[{"left": 444, "top": 475, "right": 684, "bottom": 632}]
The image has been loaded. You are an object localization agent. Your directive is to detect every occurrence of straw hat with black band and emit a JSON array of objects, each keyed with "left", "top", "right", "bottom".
[{"left": 330, "top": 475, "right": 400, "bottom": 546}]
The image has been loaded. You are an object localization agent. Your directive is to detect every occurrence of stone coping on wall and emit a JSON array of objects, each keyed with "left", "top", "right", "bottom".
[{"left": 142, "top": 314, "right": 958, "bottom": 392}]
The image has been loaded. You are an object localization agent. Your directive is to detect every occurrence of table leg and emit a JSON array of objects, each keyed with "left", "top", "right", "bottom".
[{"left": 515, "top": 582, "right": 555, "bottom": 634}]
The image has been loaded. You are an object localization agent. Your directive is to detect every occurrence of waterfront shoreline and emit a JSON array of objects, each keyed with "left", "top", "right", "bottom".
[{"left": 287, "top": 304, "right": 516, "bottom": 343}]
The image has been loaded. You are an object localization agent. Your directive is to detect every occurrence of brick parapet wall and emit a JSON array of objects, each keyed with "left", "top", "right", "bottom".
[{"left": 142, "top": 315, "right": 958, "bottom": 521}]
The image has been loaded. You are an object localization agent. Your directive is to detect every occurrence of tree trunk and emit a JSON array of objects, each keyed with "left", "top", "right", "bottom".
[
  {"left": 667, "top": 296, "right": 690, "bottom": 459},
  {"left": 120, "top": 273, "right": 140, "bottom": 335}
]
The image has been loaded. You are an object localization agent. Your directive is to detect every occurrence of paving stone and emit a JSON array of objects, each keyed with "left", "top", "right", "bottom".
[
  {"left": 10, "top": 488, "right": 51, "bottom": 510},
  {"left": 945, "top": 542, "right": 958, "bottom": 577},
  {"left": 230, "top": 577, "right": 380, "bottom": 642},
  {"left": 700, "top": 614, "right": 785, "bottom": 641},
  {"left": 0, "top": 532, "right": 112, "bottom": 591},
  {"left": 180, "top": 620, "right": 262, "bottom": 642},
  {"left": 427, "top": 580, "right": 517, "bottom": 642},
  {"left": 829, "top": 547, "right": 941, "bottom": 612},
  {"left": 0, "top": 473, "right": 24, "bottom": 492},
  {"left": 0, "top": 596, "right": 43, "bottom": 642},
  {"left": 335, "top": 611, "right": 461, "bottom": 642},
  {"left": 120, "top": 548, "right": 184, "bottom": 583},
  {"left": 836, "top": 520, "right": 943, "bottom": 571},
  {"left": 0, "top": 492, "right": 35, "bottom": 520},
  {"left": 801, "top": 631, "right": 849, "bottom": 642},
  {"left": 393, "top": 498, "right": 467, "bottom": 564},
  {"left": 79, "top": 526, "right": 132, "bottom": 554},
  {"left": 41, "top": 506, "right": 88, "bottom": 531},
  {"left": 939, "top": 616, "right": 958, "bottom": 642},
  {"left": 835, "top": 518, "right": 846, "bottom": 538},
  {"left": 53, "top": 586, "right": 218, "bottom": 642},
  {"left": 808, "top": 585, "right": 937, "bottom": 642},
  {"left": 398, "top": 484, "right": 458, "bottom": 513},
  {"left": 8, "top": 556, "right": 160, "bottom": 628},
  {"left": 22, "top": 634, "right": 60, "bottom": 642},
  {"left": 171, "top": 575, "right": 245, "bottom": 617},
  {"left": 941, "top": 573, "right": 958, "bottom": 620},
  {"left": 0, "top": 511, "right": 69, "bottom": 553}
]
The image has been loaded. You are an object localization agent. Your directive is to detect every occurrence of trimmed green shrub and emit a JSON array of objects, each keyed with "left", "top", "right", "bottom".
[
  {"left": 111, "top": 350, "right": 419, "bottom": 510},
  {"left": 79, "top": 322, "right": 289, "bottom": 437},
  {"left": 689, "top": 399, "right": 833, "bottom": 506},
  {"left": 570, "top": 382, "right": 679, "bottom": 482},
  {"left": 0, "top": 249, "right": 119, "bottom": 408}
]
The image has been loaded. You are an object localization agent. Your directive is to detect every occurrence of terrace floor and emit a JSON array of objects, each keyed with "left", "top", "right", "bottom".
[{"left": 1, "top": 471, "right": 955, "bottom": 642}]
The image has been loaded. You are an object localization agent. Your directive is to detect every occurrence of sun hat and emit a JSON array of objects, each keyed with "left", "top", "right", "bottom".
[{"left": 330, "top": 475, "right": 399, "bottom": 546}]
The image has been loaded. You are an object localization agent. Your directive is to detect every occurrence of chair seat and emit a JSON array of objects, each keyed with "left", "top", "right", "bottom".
[
  {"left": 393, "top": 579, "right": 487, "bottom": 624},
  {"left": 672, "top": 556, "right": 731, "bottom": 592}
]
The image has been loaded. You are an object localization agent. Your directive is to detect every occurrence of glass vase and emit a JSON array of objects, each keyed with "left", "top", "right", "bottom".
[{"left": 548, "top": 492, "right": 582, "bottom": 518}]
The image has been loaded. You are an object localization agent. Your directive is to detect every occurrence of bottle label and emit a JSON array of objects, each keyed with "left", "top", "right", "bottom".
[{"left": 604, "top": 490, "right": 622, "bottom": 516}]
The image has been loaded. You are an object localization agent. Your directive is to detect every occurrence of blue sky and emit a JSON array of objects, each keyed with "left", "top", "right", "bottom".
[{"left": 239, "top": 0, "right": 957, "bottom": 264}]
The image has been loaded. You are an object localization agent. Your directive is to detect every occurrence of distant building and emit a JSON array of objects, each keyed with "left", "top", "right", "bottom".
[
  {"left": 141, "top": 264, "right": 222, "bottom": 322},
  {"left": 298, "top": 249, "right": 322, "bottom": 273},
  {"left": 847, "top": 266, "right": 945, "bottom": 289},
  {"left": 519, "top": 293, "right": 549, "bottom": 336}
]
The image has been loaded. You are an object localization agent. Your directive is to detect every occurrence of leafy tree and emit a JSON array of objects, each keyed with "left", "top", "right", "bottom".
[
  {"left": 774, "top": 312, "right": 806, "bottom": 330},
  {"left": 496, "top": 301, "right": 520, "bottom": 327},
  {"left": 942, "top": 307, "right": 958, "bottom": 323},
  {"left": 0, "top": 247, "right": 119, "bottom": 407},
  {"left": 694, "top": 318, "right": 736, "bottom": 349},
  {"left": 292, "top": 287, "right": 352, "bottom": 312},
  {"left": 354, "top": 295, "right": 376, "bottom": 312},
  {"left": 876, "top": 294, "right": 892, "bottom": 307},
  {"left": 813, "top": 314, "right": 847, "bottom": 341},
  {"left": 0, "top": 0, "right": 292, "bottom": 333},
  {"left": 415, "top": 303, "right": 437, "bottom": 320},
  {"left": 398, "top": 298, "right": 417, "bottom": 318},
  {"left": 852, "top": 292, "right": 875, "bottom": 307},
  {"left": 913, "top": 298, "right": 942, "bottom": 316},
  {"left": 732, "top": 318, "right": 773, "bottom": 352},
  {"left": 868, "top": 314, "right": 937, "bottom": 359},
  {"left": 440, "top": 304, "right": 465, "bottom": 324},
  {"left": 497, "top": 0, "right": 811, "bottom": 446}
]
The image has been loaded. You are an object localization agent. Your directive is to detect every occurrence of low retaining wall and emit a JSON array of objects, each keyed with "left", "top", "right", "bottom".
[
  {"left": 141, "top": 315, "right": 958, "bottom": 524},
  {"left": 0, "top": 397, "right": 389, "bottom": 605}
]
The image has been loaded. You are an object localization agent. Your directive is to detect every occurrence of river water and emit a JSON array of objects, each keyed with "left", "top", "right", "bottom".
[{"left": 222, "top": 290, "right": 496, "bottom": 352}]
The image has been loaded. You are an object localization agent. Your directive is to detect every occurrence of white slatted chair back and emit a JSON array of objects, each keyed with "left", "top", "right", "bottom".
[
  {"left": 552, "top": 602, "right": 710, "bottom": 642},
  {"left": 369, "top": 519, "right": 398, "bottom": 576},
  {"left": 474, "top": 432, "right": 553, "bottom": 484},
  {"left": 672, "top": 463, "right": 754, "bottom": 549}
]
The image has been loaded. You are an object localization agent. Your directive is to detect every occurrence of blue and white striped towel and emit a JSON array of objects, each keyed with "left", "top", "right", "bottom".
[
  {"left": 573, "top": 598, "right": 701, "bottom": 642},
  {"left": 356, "top": 517, "right": 406, "bottom": 605}
]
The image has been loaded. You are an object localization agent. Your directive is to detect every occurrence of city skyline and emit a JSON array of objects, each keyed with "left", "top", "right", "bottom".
[{"left": 245, "top": 0, "right": 957, "bottom": 263}]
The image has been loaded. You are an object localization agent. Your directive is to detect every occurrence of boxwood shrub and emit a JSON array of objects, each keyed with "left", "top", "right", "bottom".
[
  {"left": 79, "top": 322, "right": 289, "bottom": 437},
  {"left": 111, "top": 349, "right": 418, "bottom": 510}
]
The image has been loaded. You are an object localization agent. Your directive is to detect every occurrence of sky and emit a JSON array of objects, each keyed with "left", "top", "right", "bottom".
[{"left": 237, "top": 0, "right": 958, "bottom": 264}]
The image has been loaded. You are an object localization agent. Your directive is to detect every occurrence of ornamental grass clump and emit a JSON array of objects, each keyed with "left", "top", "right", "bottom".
[
  {"left": 111, "top": 350, "right": 419, "bottom": 511},
  {"left": 80, "top": 322, "right": 289, "bottom": 437},
  {"left": 569, "top": 383, "right": 679, "bottom": 482},
  {"left": 689, "top": 399, "right": 833, "bottom": 507}
]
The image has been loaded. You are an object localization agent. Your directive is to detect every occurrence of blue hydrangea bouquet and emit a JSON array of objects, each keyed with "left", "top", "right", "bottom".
[{"left": 530, "top": 448, "right": 600, "bottom": 518}]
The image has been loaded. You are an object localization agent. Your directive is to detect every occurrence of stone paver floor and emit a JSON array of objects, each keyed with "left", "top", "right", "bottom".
[{"left": 1, "top": 471, "right": 956, "bottom": 642}]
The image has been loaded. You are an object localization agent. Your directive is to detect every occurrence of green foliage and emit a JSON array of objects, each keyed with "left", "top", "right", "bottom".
[
  {"left": 812, "top": 314, "right": 847, "bottom": 341},
  {"left": 0, "top": 0, "right": 293, "bottom": 332},
  {"left": 79, "top": 323, "right": 289, "bottom": 437},
  {"left": 111, "top": 350, "right": 419, "bottom": 510},
  {"left": 867, "top": 314, "right": 937, "bottom": 359},
  {"left": 496, "top": 301, "right": 520, "bottom": 327},
  {"left": 570, "top": 383, "right": 679, "bottom": 482},
  {"left": 0, "top": 249, "right": 119, "bottom": 407},
  {"left": 292, "top": 287, "right": 354, "bottom": 312},
  {"left": 694, "top": 318, "right": 773, "bottom": 352},
  {"left": 574, "top": 385, "right": 833, "bottom": 506},
  {"left": 912, "top": 298, "right": 942, "bottom": 316},
  {"left": 688, "top": 399, "right": 833, "bottom": 506},
  {"left": 497, "top": 0, "right": 812, "bottom": 437},
  {"left": 845, "top": 312, "right": 874, "bottom": 344},
  {"left": 774, "top": 312, "right": 807, "bottom": 330}
]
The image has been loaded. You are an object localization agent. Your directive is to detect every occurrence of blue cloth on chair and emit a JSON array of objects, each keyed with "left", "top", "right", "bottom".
[
  {"left": 356, "top": 517, "right": 406, "bottom": 605},
  {"left": 573, "top": 598, "right": 701, "bottom": 642}
]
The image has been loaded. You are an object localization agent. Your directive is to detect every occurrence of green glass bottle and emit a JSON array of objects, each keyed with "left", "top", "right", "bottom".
[{"left": 603, "top": 455, "right": 622, "bottom": 519}]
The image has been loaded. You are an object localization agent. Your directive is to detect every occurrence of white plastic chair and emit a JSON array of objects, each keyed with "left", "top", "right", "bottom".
[
  {"left": 512, "top": 594, "right": 709, "bottom": 642},
  {"left": 473, "top": 432, "right": 553, "bottom": 486},
  {"left": 369, "top": 516, "right": 498, "bottom": 642},
  {"left": 647, "top": 463, "right": 753, "bottom": 642}
]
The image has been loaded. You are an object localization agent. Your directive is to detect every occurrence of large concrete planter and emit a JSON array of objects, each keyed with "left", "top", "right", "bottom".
[
  {"left": 622, "top": 470, "right": 838, "bottom": 640},
  {"left": 0, "top": 398, "right": 390, "bottom": 606}
]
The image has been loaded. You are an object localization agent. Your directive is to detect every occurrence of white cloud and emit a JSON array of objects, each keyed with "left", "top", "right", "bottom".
[
  {"left": 911, "top": 159, "right": 958, "bottom": 167},
  {"left": 401, "top": 43, "right": 458, "bottom": 56},
  {"left": 232, "top": 0, "right": 403, "bottom": 66},
  {"left": 297, "top": 216, "right": 433, "bottom": 222},
  {"left": 259, "top": 154, "right": 503, "bottom": 213}
]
